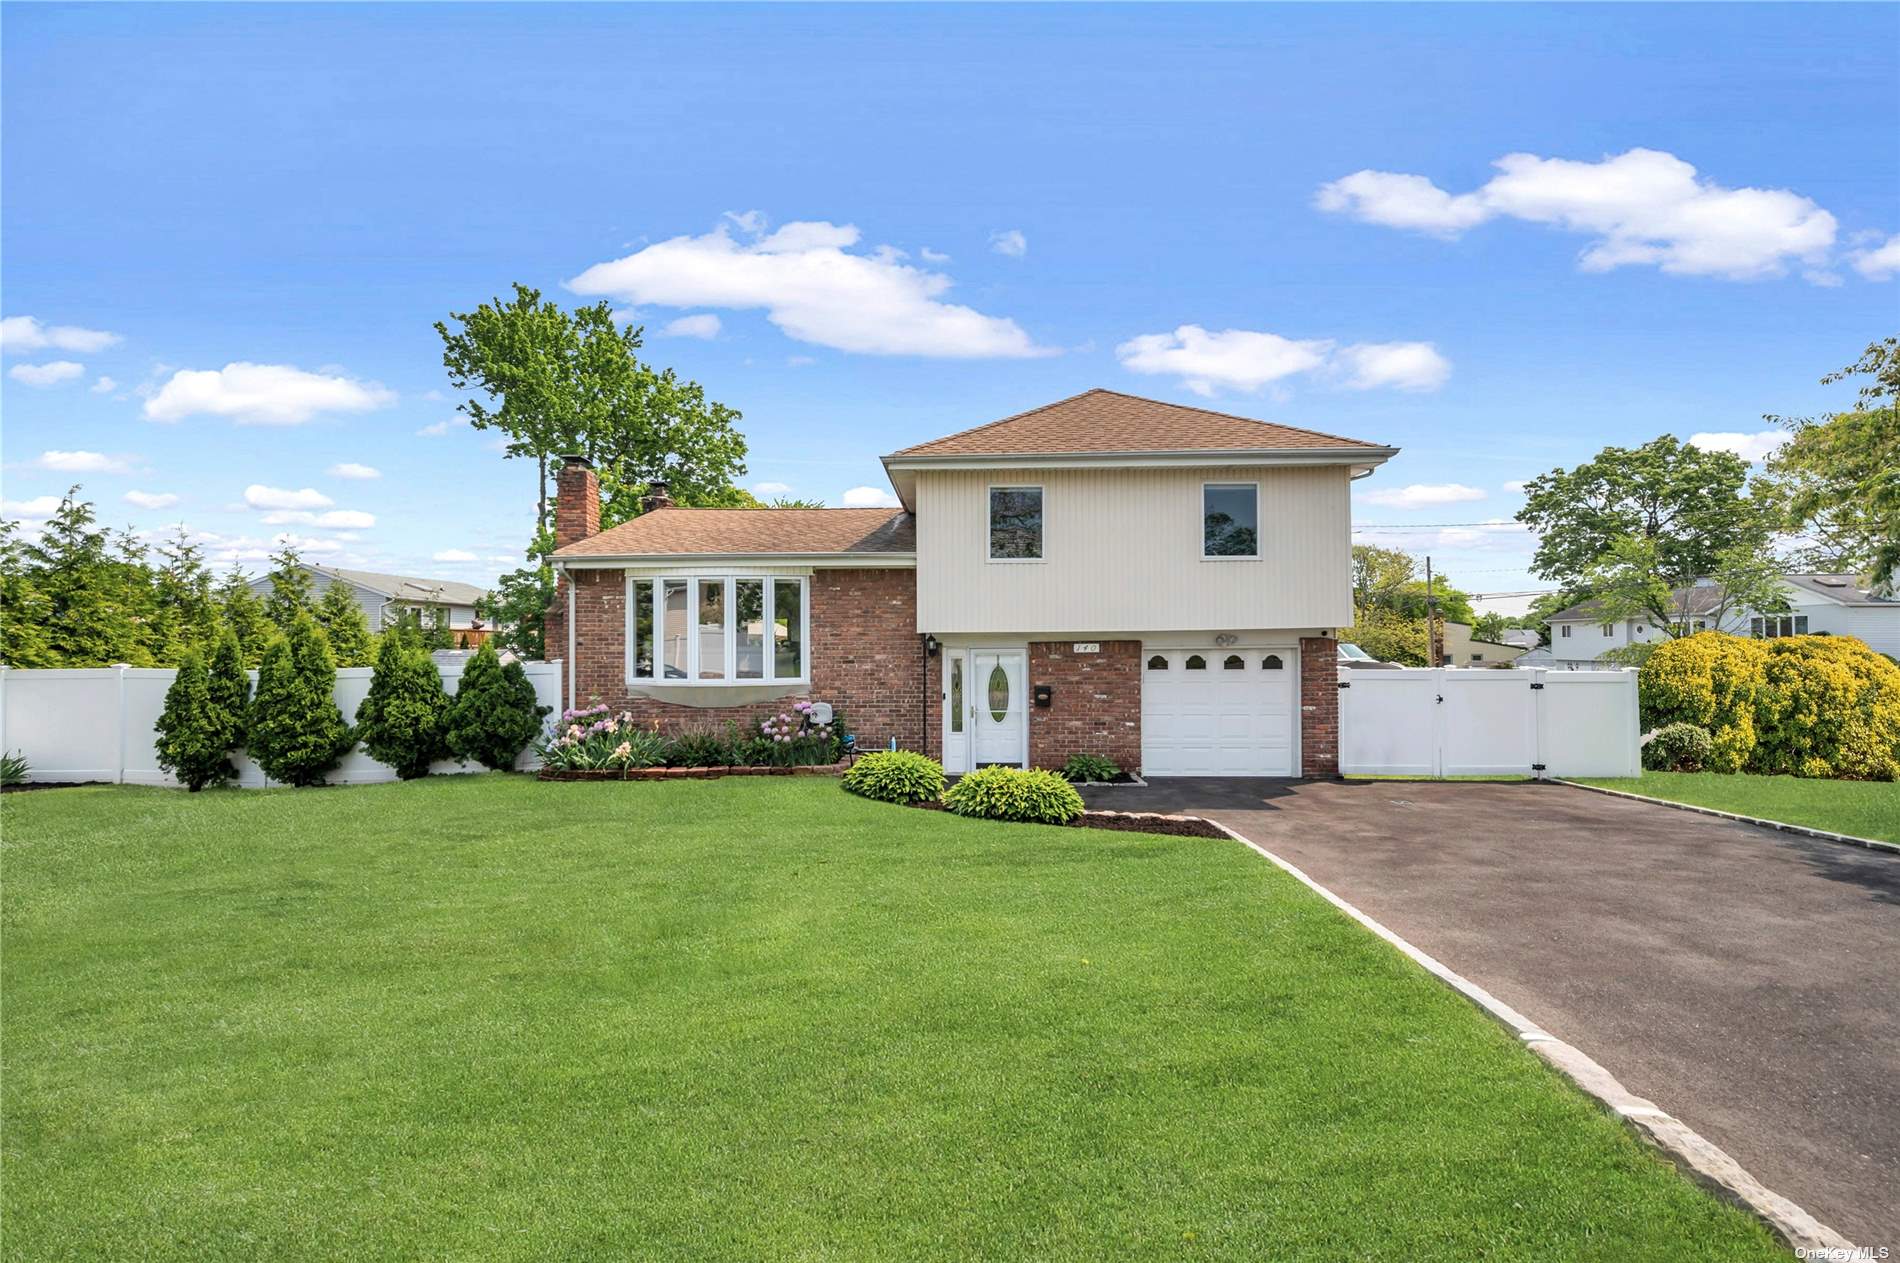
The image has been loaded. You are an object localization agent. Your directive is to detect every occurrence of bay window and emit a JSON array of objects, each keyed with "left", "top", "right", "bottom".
[{"left": 629, "top": 576, "right": 809, "bottom": 685}]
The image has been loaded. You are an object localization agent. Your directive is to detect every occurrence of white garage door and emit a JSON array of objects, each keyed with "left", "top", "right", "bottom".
[{"left": 1141, "top": 647, "right": 1296, "bottom": 776}]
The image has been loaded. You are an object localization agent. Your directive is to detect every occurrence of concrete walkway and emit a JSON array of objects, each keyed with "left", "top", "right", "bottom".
[{"left": 1082, "top": 777, "right": 1900, "bottom": 1246}]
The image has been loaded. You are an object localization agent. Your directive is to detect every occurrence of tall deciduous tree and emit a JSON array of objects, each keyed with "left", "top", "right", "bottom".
[
  {"left": 1758, "top": 338, "right": 1899, "bottom": 592},
  {"left": 1516, "top": 436, "right": 1770, "bottom": 590},
  {"left": 1583, "top": 536, "right": 1788, "bottom": 638}
]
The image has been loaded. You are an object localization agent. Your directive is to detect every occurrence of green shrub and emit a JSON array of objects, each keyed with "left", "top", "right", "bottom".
[
  {"left": 154, "top": 649, "right": 239, "bottom": 790},
  {"left": 665, "top": 727, "right": 735, "bottom": 768},
  {"left": 247, "top": 613, "right": 353, "bottom": 787},
  {"left": 355, "top": 635, "right": 452, "bottom": 779},
  {"left": 0, "top": 751, "right": 27, "bottom": 787},
  {"left": 842, "top": 750, "right": 944, "bottom": 803},
  {"left": 1643, "top": 723, "right": 1713, "bottom": 773},
  {"left": 443, "top": 643, "right": 548, "bottom": 771},
  {"left": 942, "top": 766, "right": 1085, "bottom": 824},
  {"left": 1059, "top": 753, "right": 1121, "bottom": 783},
  {"left": 1753, "top": 635, "right": 1900, "bottom": 781},
  {"left": 1641, "top": 632, "right": 1900, "bottom": 780}
]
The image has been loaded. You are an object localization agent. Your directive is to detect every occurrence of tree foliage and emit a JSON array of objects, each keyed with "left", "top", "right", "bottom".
[
  {"left": 1349, "top": 545, "right": 1475, "bottom": 624},
  {"left": 476, "top": 529, "right": 557, "bottom": 659},
  {"left": 247, "top": 613, "right": 353, "bottom": 787},
  {"left": 263, "top": 546, "right": 315, "bottom": 631},
  {"left": 355, "top": 634, "right": 451, "bottom": 779},
  {"left": 315, "top": 581, "right": 376, "bottom": 667},
  {"left": 442, "top": 642, "right": 547, "bottom": 770},
  {"left": 1582, "top": 537, "right": 1787, "bottom": 638},
  {"left": 1516, "top": 437, "right": 1768, "bottom": 588},
  {"left": 218, "top": 567, "right": 276, "bottom": 666},
  {"left": 153, "top": 649, "right": 239, "bottom": 791}
]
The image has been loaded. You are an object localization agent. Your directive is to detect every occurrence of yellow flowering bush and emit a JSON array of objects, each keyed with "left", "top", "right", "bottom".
[{"left": 1640, "top": 632, "right": 1900, "bottom": 780}]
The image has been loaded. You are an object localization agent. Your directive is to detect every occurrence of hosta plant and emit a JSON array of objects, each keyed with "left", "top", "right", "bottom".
[{"left": 942, "top": 766, "right": 1085, "bottom": 824}]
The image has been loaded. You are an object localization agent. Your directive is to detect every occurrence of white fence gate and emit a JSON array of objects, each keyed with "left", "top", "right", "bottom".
[
  {"left": 1338, "top": 667, "right": 1640, "bottom": 779},
  {"left": 0, "top": 661, "right": 563, "bottom": 787}
]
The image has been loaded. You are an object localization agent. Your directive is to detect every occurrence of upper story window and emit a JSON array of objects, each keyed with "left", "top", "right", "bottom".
[
  {"left": 1202, "top": 484, "right": 1259, "bottom": 558},
  {"left": 628, "top": 576, "right": 806, "bottom": 686},
  {"left": 1601, "top": 623, "right": 1614, "bottom": 636},
  {"left": 988, "top": 486, "right": 1043, "bottom": 560},
  {"left": 1560, "top": 624, "right": 1572, "bottom": 638},
  {"left": 1751, "top": 614, "right": 1808, "bottom": 638}
]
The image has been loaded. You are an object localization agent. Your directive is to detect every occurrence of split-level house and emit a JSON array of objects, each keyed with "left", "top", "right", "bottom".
[{"left": 548, "top": 389, "right": 1397, "bottom": 777}]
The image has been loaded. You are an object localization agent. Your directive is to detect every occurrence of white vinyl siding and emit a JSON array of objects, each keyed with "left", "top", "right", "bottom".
[{"left": 916, "top": 465, "right": 1353, "bottom": 634}]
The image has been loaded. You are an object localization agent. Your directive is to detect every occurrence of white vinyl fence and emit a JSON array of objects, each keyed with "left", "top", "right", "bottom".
[
  {"left": 0, "top": 661, "right": 563, "bottom": 787},
  {"left": 1338, "top": 667, "right": 1640, "bottom": 779}
]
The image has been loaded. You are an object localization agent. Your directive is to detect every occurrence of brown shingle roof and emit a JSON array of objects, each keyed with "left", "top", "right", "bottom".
[
  {"left": 887, "top": 388, "right": 1388, "bottom": 458},
  {"left": 552, "top": 508, "right": 914, "bottom": 559}
]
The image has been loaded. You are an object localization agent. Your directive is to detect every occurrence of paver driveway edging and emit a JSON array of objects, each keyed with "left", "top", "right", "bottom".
[
  {"left": 1556, "top": 779, "right": 1900, "bottom": 855},
  {"left": 1200, "top": 816, "right": 1858, "bottom": 1256}
]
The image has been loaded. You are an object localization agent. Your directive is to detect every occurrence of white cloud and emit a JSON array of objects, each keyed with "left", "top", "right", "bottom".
[
  {"left": 416, "top": 419, "right": 458, "bottom": 437},
  {"left": 919, "top": 247, "right": 950, "bottom": 263},
  {"left": 1689, "top": 429, "right": 1788, "bottom": 464},
  {"left": 1353, "top": 518, "right": 1531, "bottom": 552},
  {"left": 9, "top": 361, "right": 85, "bottom": 387},
  {"left": 752, "top": 481, "right": 793, "bottom": 496},
  {"left": 37, "top": 449, "right": 133, "bottom": 473},
  {"left": 244, "top": 484, "right": 334, "bottom": 511},
  {"left": 1116, "top": 324, "right": 1450, "bottom": 397},
  {"left": 1332, "top": 341, "right": 1452, "bottom": 392},
  {"left": 328, "top": 462, "right": 381, "bottom": 480},
  {"left": 989, "top": 229, "right": 1027, "bottom": 258},
  {"left": 0, "top": 316, "right": 120, "bottom": 355},
  {"left": 124, "top": 490, "right": 181, "bottom": 510},
  {"left": 659, "top": 313, "right": 722, "bottom": 340},
  {"left": 1849, "top": 232, "right": 1900, "bottom": 281},
  {"left": 144, "top": 362, "right": 395, "bottom": 425},
  {"left": 1116, "top": 325, "right": 1332, "bottom": 396},
  {"left": 433, "top": 548, "right": 478, "bottom": 562},
  {"left": 1357, "top": 483, "right": 1488, "bottom": 509},
  {"left": 840, "top": 485, "right": 901, "bottom": 508},
  {"left": 1318, "top": 148, "right": 1840, "bottom": 281},
  {"left": 91, "top": 375, "right": 118, "bottom": 394},
  {"left": 567, "top": 216, "right": 1051, "bottom": 359},
  {"left": 2, "top": 495, "right": 63, "bottom": 518},
  {"left": 1502, "top": 479, "right": 1529, "bottom": 494}
]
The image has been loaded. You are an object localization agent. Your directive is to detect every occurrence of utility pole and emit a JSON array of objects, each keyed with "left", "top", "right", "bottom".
[{"left": 1425, "top": 555, "right": 1443, "bottom": 667}]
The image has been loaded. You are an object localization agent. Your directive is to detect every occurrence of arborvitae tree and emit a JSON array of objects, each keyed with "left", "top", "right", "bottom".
[
  {"left": 153, "top": 649, "right": 237, "bottom": 790},
  {"left": 443, "top": 641, "right": 547, "bottom": 770},
  {"left": 218, "top": 569, "right": 276, "bottom": 665},
  {"left": 205, "top": 626, "right": 252, "bottom": 763},
  {"left": 423, "top": 606, "right": 454, "bottom": 651},
  {"left": 315, "top": 581, "right": 375, "bottom": 667},
  {"left": 356, "top": 634, "right": 451, "bottom": 778},
  {"left": 247, "top": 613, "right": 352, "bottom": 787},
  {"left": 263, "top": 545, "right": 315, "bottom": 631},
  {"left": 155, "top": 527, "right": 220, "bottom": 659}
]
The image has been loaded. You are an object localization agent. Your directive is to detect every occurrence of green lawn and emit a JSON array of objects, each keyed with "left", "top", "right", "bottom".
[
  {"left": 1572, "top": 771, "right": 1900, "bottom": 843},
  {"left": 3, "top": 777, "right": 1781, "bottom": 1260}
]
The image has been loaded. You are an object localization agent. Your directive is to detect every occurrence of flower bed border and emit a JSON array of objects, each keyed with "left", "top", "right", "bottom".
[{"left": 538, "top": 760, "right": 851, "bottom": 782}]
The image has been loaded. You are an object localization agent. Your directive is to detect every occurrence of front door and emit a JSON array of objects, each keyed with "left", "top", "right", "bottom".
[{"left": 969, "top": 649, "right": 1026, "bottom": 767}]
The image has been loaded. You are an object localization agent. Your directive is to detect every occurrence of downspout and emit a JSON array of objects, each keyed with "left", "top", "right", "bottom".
[
  {"left": 921, "top": 634, "right": 929, "bottom": 755},
  {"left": 562, "top": 562, "right": 576, "bottom": 713}
]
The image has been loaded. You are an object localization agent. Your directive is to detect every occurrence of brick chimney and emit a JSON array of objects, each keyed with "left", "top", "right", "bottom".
[
  {"left": 640, "top": 479, "right": 674, "bottom": 516},
  {"left": 555, "top": 455, "right": 599, "bottom": 548}
]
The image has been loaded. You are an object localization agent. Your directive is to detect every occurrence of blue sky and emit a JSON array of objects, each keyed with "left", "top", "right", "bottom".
[{"left": 4, "top": 3, "right": 1895, "bottom": 602}]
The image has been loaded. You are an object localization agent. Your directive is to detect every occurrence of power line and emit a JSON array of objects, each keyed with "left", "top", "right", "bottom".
[{"left": 1353, "top": 521, "right": 1534, "bottom": 530}]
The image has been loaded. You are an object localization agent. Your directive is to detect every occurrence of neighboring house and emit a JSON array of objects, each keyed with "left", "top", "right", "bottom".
[
  {"left": 547, "top": 388, "right": 1397, "bottom": 777},
  {"left": 250, "top": 564, "right": 492, "bottom": 639},
  {"left": 1497, "top": 628, "right": 1542, "bottom": 652},
  {"left": 1441, "top": 621, "right": 1528, "bottom": 668},
  {"left": 1541, "top": 573, "right": 1898, "bottom": 667}
]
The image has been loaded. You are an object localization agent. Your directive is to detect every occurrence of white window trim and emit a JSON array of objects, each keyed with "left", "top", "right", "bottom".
[
  {"left": 625, "top": 573, "right": 810, "bottom": 687},
  {"left": 1200, "top": 480, "right": 1262, "bottom": 561},
  {"left": 986, "top": 483, "right": 1045, "bottom": 564}
]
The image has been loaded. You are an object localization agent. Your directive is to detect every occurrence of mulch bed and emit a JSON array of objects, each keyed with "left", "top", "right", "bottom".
[
  {"left": 538, "top": 761, "right": 850, "bottom": 782},
  {"left": 893, "top": 797, "right": 1225, "bottom": 837}
]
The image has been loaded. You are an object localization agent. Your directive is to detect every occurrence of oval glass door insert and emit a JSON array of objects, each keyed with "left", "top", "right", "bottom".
[{"left": 987, "top": 664, "right": 1009, "bottom": 723}]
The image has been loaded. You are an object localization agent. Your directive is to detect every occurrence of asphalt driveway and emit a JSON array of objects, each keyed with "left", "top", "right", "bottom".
[{"left": 1082, "top": 777, "right": 1900, "bottom": 1247}]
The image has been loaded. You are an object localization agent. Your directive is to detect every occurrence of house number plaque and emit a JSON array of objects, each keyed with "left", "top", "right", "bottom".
[{"left": 1072, "top": 643, "right": 1100, "bottom": 654}]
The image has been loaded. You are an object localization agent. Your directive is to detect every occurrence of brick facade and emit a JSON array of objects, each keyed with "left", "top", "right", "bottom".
[
  {"left": 1026, "top": 640, "right": 1142, "bottom": 773},
  {"left": 552, "top": 565, "right": 928, "bottom": 753},
  {"left": 554, "top": 457, "right": 599, "bottom": 549},
  {"left": 1298, "top": 634, "right": 1340, "bottom": 778}
]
